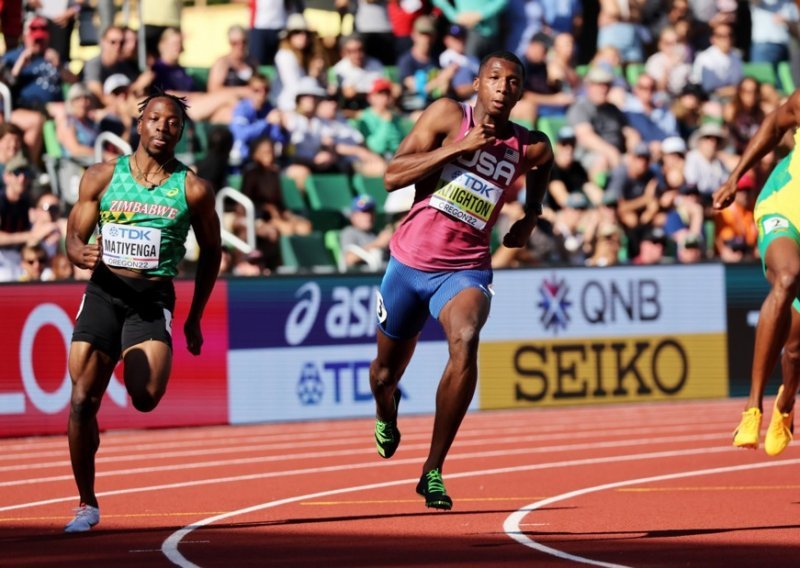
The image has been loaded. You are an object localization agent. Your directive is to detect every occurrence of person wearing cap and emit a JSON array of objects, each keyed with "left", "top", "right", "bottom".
[
  {"left": 57, "top": 82, "right": 100, "bottom": 163},
  {"left": 229, "top": 73, "right": 285, "bottom": 164},
  {"left": 274, "top": 13, "right": 324, "bottom": 112},
  {"left": 606, "top": 141, "right": 660, "bottom": 255},
  {"left": 689, "top": 23, "right": 742, "bottom": 100},
  {"left": 1, "top": 15, "right": 63, "bottom": 109},
  {"left": 354, "top": 77, "right": 406, "bottom": 159},
  {"left": 438, "top": 24, "right": 479, "bottom": 101},
  {"left": 96, "top": 74, "right": 139, "bottom": 145},
  {"left": 712, "top": 87, "right": 800, "bottom": 457},
  {"left": 632, "top": 226, "right": 668, "bottom": 265},
  {"left": 547, "top": 125, "right": 603, "bottom": 211},
  {"left": 685, "top": 122, "right": 730, "bottom": 196},
  {"left": 332, "top": 34, "right": 385, "bottom": 112},
  {"left": 369, "top": 50, "right": 553, "bottom": 510},
  {"left": 340, "top": 194, "right": 393, "bottom": 270},
  {"left": 566, "top": 63, "right": 639, "bottom": 183},
  {"left": 396, "top": 15, "right": 456, "bottom": 113},
  {"left": 0, "top": 153, "right": 58, "bottom": 281},
  {"left": 431, "top": 0, "right": 507, "bottom": 60}
]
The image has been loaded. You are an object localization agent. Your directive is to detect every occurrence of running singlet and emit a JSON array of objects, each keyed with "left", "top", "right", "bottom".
[
  {"left": 754, "top": 129, "right": 800, "bottom": 229},
  {"left": 389, "top": 102, "right": 531, "bottom": 271},
  {"left": 98, "top": 155, "right": 192, "bottom": 278}
]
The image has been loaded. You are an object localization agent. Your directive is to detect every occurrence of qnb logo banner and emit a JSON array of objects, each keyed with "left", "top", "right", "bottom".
[
  {"left": 0, "top": 282, "right": 229, "bottom": 437},
  {"left": 479, "top": 265, "right": 728, "bottom": 408}
]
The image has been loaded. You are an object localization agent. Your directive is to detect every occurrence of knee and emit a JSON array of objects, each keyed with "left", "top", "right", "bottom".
[
  {"left": 772, "top": 269, "right": 800, "bottom": 298},
  {"left": 69, "top": 388, "right": 100, "bottom": 421},
  {"left": 448, "top": 325, "right": 480, "bottom": 359},
  {"left": 784, "top": 342, "right": 800, "bottom": 366},
  {"left": 130, "top": 389, "right": 163, "bottom": 413},
  {"left": 371, "top": 359, "right": 399, "bottom": 390}
]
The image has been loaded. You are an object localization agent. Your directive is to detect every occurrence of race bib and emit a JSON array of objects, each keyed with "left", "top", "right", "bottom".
[
  {"left": 101, "top": 223, "right": 162, "bottom": 270},
  {"left": 429, "top": 164, "right": 502, "bottom": 230}
]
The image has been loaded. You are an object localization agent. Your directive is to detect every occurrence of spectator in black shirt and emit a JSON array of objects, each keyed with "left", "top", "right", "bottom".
[{"left": 547, "top": 126, "right": 604, "bottom": 211}]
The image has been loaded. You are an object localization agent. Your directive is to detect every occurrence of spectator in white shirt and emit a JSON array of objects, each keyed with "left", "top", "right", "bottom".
[
  {"left": 332, "top": 34, "right": 385, "bottom": 112},
  {"left": 689, "top": 23, "right": 742, "bottom": 100},
  {"left": 684, "top": 122, "right": 730, "bottom": 196}
]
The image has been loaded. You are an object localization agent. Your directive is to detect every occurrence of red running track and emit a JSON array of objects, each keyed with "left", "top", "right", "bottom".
[{"left": 2, "top": 398, "right": 799, "bottom": 567}]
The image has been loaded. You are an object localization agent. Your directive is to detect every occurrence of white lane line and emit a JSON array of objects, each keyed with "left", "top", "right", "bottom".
[
  {"left": 159, "top": 445, "right": 737, "bottom": 567},
  {"left": 0, "top": 430, "right": 731, "bottom": 491},
  {"left": 0, "top": 398, "right": 749, "bottom": 454},
  {"left": 502, "top": 458, "right": 800, "bottom": 567},
  {"left": 0, "top": 417, "right": 734, "bottom": 476},
  {"left": 0, "top": 411, "right": 736, "bottom": 462}
]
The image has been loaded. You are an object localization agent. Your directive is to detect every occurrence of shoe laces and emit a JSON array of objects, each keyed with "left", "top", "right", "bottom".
[
  {"left": 72, "top": 503, "right": 96, "bottom": 518},
  {"left": 375, "top": 420, "right": 396, "bottom": 444},
  {"left": 425, "top": 469, "right": 447, "bottom": 494}
]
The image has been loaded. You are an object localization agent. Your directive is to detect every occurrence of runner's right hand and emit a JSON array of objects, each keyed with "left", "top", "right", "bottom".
[{"left": 459, "top": 123, "right": 496, "bottom": 153}]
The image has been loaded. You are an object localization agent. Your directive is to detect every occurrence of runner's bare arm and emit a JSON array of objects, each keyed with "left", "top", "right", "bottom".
[
  {"left": 183, "top": 171, "right": 222, "bottom": 355},
  {"left": 65, "top": 161, "right": 116, "bottom": 270},
  {"left": 503, "top": 132, "right": 554, "bottom": 248},
  {"left": 713, "top": 90, "right": 800, "bottom": 210},
  {"left": 385, "top": 98, "right": 497, "bottom": 190}
]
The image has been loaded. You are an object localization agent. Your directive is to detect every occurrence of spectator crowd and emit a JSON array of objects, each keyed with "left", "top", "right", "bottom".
[{"left": 0, "top": 0, "right": 797, "bottom": 281}]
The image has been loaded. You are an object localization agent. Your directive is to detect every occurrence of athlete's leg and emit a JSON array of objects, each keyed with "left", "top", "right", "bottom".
[
  {"left": 67, "top": 342, "right": 117, "bottom": 508},
  {"left": 370, "top": 330, "right": 417, "bottom": 422},
  {"left": 423, "top": 287, "right": 490, "bottom": 474},
  {"left": 778, "top": 306, "right": 800, "bottom": 413},
  {"left": 746, "top": 237, "right": 800, "bottom": 411},
  {"left": 122, "top": 340, "right": 173, "bottom": 412}
]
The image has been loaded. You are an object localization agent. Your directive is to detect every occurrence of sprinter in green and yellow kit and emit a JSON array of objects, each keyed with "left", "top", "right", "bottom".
[
  {"left": 63, "top": 94, "right": 222, "bottom": 533},
  {"left": 713, "top": 90, "right": 800, "bottom": 460}
]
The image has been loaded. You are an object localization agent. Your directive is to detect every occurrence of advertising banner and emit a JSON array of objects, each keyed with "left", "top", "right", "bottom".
[
  {"left": 724, "top": 263, "right": 780, "bottom": 396},
  {"left": 227, "top": 276, "right": 453, "bottom": 423},
  {"left": 0, "top": 281, "right": 229, "bottom": 437},
  {"left": 479, "top": 265, "right": 728, "bottom": 408}
]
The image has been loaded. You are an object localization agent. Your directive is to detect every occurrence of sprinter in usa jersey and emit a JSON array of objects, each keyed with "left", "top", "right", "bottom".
[{"left": 368, "top": 51, "right": 554, "bottom": 510}]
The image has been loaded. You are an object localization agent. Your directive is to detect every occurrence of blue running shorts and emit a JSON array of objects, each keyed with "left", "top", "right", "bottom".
[{"left": 376, "top": 256, "right": 493, "bottom": 340}]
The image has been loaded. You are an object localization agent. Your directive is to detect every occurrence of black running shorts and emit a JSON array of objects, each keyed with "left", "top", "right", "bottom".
[{"left": 72, "top": 263, "right": 176, "bottom": 360}]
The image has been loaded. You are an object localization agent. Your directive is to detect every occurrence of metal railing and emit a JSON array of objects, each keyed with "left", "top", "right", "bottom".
[
  {"left": 215, "top": 187, "right": 255, "bottom": 254},
  {"left": 94, "top": 132, "right": 132, "bottom": 163},
  {"left": 0, "top": 82, "right": 12, "bottom": 121}
]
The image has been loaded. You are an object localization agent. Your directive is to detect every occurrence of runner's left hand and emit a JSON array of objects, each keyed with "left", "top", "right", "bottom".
[
  {"left": 184, "top": 318, "right": 203, "bottom": 355},
  {"left": 503, "top": 216, "right": 537, "bottom": 248}
]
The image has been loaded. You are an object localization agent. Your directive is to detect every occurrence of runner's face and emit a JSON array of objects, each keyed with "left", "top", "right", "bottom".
[
  {"left": 137, "top": 98, "right": 182, "bottom": 157},
  {"left": 474, "top": 58, "right": 523, "bottom": 119}
]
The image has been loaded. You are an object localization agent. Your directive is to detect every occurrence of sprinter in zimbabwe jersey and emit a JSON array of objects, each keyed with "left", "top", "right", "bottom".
[{"left": 63, "top": 93, "right": 222, "bottom": 532}]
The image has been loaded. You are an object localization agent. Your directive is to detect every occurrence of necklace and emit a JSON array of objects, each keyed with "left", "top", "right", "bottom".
[{"left": 132, "top": 153, "right": 174, "bottom": 190}]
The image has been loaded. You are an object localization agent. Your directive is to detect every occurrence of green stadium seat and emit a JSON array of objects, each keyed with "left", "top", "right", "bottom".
[
  {"left": 512, "top": 118, "right": 534, "bottom": 130},
  {"left": 352, "top": 174, "right": 387, "bottom": 212},
  {"left": 43, "top": 120, "right": 62, "bottom": 159},
  {"left": 258, "top": 65, "right": 278, "bottom": 82},
  {"left": 324, "top": 229, "right": 343, "bottom": 270},
  {"left": 626, "top": 63, "right": 645, "bottom": 87},
  {"left": 279, "top": 232, "right": 337, "bottom": 272},
  {"left": 536, "top": 116, "right": 568, "bottom": 146},
  {"left": 280, "top": 174, "right": 307, "bottom": 212},
  {"left": 743, "top": 62, "right": 776, "bottom": 86},
  {"left": 185, "top": 66, "right": 210, "bottom": 91},
  {"left": 778, "top": 61, "right": 795, "bottom": 93},
  {"left": 305, "top": 173, "right": 354, "bottom": 211},
  {"left": 383, "top": 66, "right": 400, "bottom": 84},
  {"left": 226, "top": 173, "right": 242, "bottom": 191},
  {"left": 305, "top": 209, "right": 346, "bottom": 232}
]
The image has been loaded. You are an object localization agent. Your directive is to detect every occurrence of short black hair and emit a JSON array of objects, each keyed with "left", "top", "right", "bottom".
[
  {"left": 478, "top": 50, "right": 525, "bottom": 82},
  {"left": 137, "top": 89, "right": 190, "bottom": 136}
]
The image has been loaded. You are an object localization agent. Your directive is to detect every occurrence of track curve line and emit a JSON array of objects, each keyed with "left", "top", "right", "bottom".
[{"left": 503, "top": 458, "right": 800, "bottom": 567}]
